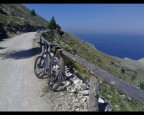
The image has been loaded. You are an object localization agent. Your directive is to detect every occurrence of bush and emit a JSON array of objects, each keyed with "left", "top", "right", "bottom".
[
  {"left": 121, "top": 67, "right": 125, "bottom": 74},
  {"left": 31, "top": 9, "right": 36, "bottom": 16},
  {"left": 110, "top": 61, "right": 114, "bottom": 65},
  {"left": 131, "top": 75, "right": 136, "bottom": 81},
  {"left": 98, "top": 58, "right": 101, "bottom": 62},
  {"left": 139, "top": 82, "right": 144, "bottom": 90}
]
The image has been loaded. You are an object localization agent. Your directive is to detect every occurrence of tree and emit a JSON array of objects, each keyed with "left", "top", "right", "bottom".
[
  {"left": 48, "top": 16, "right": 62, "bottom": 30},
  {"left": 31, "top": 9, "right": 36, "bottom": 16},
  {"left": 56, "top": 24, "right": 61, "bottom": 30},
  {"left": 48, "top": 16, "right": 57, "bottom": 29},
  {"left": 47, "top": 16, "right": 64, "bottom": 35}
]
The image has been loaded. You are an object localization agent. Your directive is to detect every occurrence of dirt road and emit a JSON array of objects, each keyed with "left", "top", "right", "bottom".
[{"left": 0, "top": 32, "right": 54, "bottom": 111}]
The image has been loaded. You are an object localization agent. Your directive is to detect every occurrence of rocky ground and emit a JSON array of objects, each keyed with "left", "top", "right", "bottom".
[{"left": 49, "top": 66, "right": 113, "bottom": 111}]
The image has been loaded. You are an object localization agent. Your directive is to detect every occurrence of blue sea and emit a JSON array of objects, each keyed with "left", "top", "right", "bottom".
[{"left": 74, "top": 33, "right": 144, "bottom": 60}]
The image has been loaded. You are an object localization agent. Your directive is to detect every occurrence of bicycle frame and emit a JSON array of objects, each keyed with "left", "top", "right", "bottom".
[{"left": 42, "top": 45, "right": 57, "bottom": 75}]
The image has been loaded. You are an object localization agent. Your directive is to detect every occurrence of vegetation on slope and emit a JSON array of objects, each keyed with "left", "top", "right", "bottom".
[
  {"left": 43, "top": 19, "right": 144, "bottom": 110},
  {"left": 44, "top": 30, "right": 144, "bottom": 87},
  {"left": 0, "top": 4, "right": 48, "bottom": 27},
  {"left": 0, "top": 4, "right": 49, "bottom": 39},
  {"left": 101, "top": 83, "right": 144, "bottom": 111}
]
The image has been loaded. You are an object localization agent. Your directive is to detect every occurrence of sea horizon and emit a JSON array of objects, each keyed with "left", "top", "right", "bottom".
[{"left": 72, "top": 32, "right": 144, "bottom": 60}]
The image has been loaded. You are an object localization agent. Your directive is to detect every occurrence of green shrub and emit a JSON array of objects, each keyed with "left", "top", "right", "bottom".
[
  {"left": 131, "top": 75, "right": 136, "bottom": 81},
  {"left": 139, "top": 82, "right": 144, "bottom": 90},
  {"left": 121, "top": 67, "right": 125, "bottom": 74},
  {"left": 31, "top": 9, "right": 36, "bottom": 16},
  {"left": 111, "top": 61, "right": 114, "bottom": 65},
  {"left": 48, "top": 16, "right": 57, "bottom": 30}
]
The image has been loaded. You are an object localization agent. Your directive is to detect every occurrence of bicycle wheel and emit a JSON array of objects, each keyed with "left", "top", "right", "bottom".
[
  {"left": 34, "top": 55, "right": 45, "bottom": 79},
  {"left": 48, "top": 60, "right": 62, "bottom": 91}
]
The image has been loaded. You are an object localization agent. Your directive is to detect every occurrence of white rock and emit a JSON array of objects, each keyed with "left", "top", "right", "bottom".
[
  {"left": 51, "top": 64, "right": 59, "bottom": 70},
  {"left": 75, "top": 108, "right": 80, "bottom": 111},
  {"left": 107, "top": 94, "right": 112, "bottom": 99},
  {"left": 65, "top": 67, "right": 69, "bottom": 70},
  {"left": 50, "top": 53, "right": 54, "bottom": 57},
  {"left": 72, "top": 77, "right": 83, "bottom": 85},
  {"left": 65, "top": 72, "right": 73, "bottom": 77},
  {"left": 73, "top": 88, "right": 79, "bottom": 93},
  {"left": 70, "top": 93, "right": 74, "bottom": 95},
  {"left": 73, "top": 99, "right": 79, "bottom": 103},
  {"left": 120, "top": 95, "right": 125, "bottom": 99},
  {"left": 64, "top": 81, "right": 71, "bottom": 87},
  {"left": 82, "top": 109, "right": 88, "bottom": 111},
  {"left": 100, "top": 80, "right": 102, "bottom": 84},
  {"left": 76, "top": 85, "right": 82, "bottom": 91},
  {"left": 78, "top": 90, "right": 89, "bottom": 95},
  {"left": 66, "top": 85, "right": 72, "bottom": 92},
  {"left": 65, "top": 66, "right": 68, "bottom": 68},
  {"left": 80, "top": 96, "right": 89, "bottom": 103},
  {"left": 114, "top": 105, "right": 118, "bottom": 108},
  {"left": 77, "top": 93, "right": 83, "bottom": 97},
  {"left": 65, "top": 69, "right": 69, "bottom": 71},
  {"left": 98, "top": 97, "right": 105, "bottom": 103},
  {"left": 83, "top": 101, "right": 88, "bottom": 109},
  {"left": 67, "top": 85, "right": 78, "bottom": 93},
  {"left": 73, "top": 103, "right": 81, "bottom": 108},
  {"left": 80, "top": 84, "right": 89, "bottom": 90},
  {"left": 105, "top": 104, "right": 112, "bottom": 112},
  {"left": 128, "top": 97, "right": 132, "bottom": 101},
  {"left": 72, "top": 97, "right": 76, "bottom": 100}
]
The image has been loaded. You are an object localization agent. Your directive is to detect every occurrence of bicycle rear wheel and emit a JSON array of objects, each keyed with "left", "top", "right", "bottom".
[
  {"left": 48, "top": 60, "right": 62, "bottom": 91},
  {"left": 34, "top": 55, "right": 45, "bottom": 79}
]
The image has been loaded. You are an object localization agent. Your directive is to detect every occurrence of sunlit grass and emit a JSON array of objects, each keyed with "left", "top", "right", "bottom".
[{"left": 44, "top": 30, "right": 144, "bottom": 111}]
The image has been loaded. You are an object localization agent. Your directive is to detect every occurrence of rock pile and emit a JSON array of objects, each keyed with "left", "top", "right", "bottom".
[{"left": 60, "top": 66, "right": 112, "bottom": 111}]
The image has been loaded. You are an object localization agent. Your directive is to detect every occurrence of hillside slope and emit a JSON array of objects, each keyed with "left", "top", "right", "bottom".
[
  {"left": 0, "top": 4, "right": 48, "bottom": 40},
  {"left": 44, "top": 30, "right": 144, "bottom": 88},
  {"left": 43, "top": 30, "right": 144, "bottom": 111}
]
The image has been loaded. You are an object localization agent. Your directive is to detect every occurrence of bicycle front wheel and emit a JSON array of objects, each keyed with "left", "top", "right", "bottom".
[
  {"left": 48, "top": 60, "right": 62, "bottom": 91},
  {"left": 34, "top": 55, "right": 45, "bottom": 79}
]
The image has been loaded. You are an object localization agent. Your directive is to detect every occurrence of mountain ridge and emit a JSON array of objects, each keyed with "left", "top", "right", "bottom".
[{"left": 0, "top": 4, "right": 49, "bottom": 40}]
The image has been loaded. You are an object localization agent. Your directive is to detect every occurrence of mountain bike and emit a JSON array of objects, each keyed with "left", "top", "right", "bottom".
[{"left": 34, "top": 41, "right": 63, "bottom": 91}]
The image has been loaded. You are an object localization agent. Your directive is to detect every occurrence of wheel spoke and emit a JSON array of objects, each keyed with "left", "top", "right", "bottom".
[
  {"left": 37, "top": 71, "right": 44, "bottom": 76},
  {"left": 48, "top": 62, "right": 62, "bottom": 91},
  {"left": 34, "top": 56, "right": 45, "bottom": 79}
]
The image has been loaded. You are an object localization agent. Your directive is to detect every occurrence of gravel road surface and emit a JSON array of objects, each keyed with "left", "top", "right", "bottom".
[{"left": 0, "top": 32, "right": 56, "bottom": 111}]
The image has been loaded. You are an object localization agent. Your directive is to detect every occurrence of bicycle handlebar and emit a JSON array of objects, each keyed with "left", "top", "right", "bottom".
[{"left": 37, "top": 42, "right": 62, "bottom": 53}]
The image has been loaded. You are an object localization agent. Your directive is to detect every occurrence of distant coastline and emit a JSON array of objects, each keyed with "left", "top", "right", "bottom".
[{"left": 73, "top": 33, "right": 144, "bottom": 60}]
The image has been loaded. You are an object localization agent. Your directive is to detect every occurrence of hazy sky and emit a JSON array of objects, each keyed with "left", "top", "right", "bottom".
[{"left": 24, "top": 4, "right": 144, "bottom": 34}]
